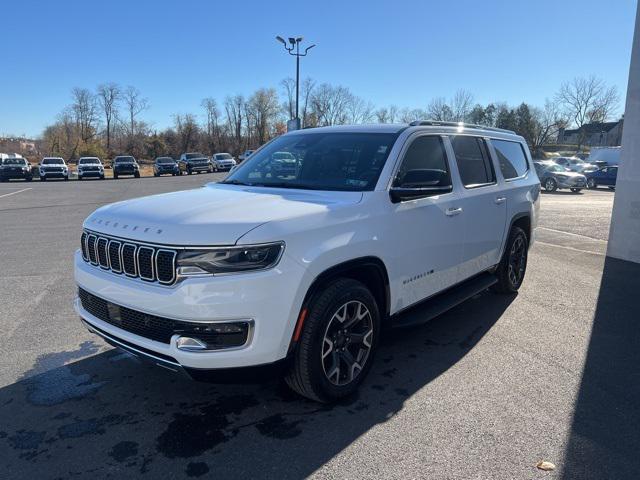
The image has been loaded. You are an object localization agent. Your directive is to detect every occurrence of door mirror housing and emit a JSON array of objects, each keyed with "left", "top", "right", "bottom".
[{"left": 390, "top": 168, "right": 452, "bottom": 203}]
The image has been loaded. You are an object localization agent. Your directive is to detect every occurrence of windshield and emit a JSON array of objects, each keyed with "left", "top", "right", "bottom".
[
  {"left": 156, "top": 157, "right": 175, "bottom": 164},
  {"left": 42, "top": 158, "right": 64, "bottom": 165},
  {"left": 79, "top": 158, "right": 100, "bottom": 164},
  {"left": 216, "top": 153, "right": 233, "bottom": 160},
  {"left": 185, "top": 153, "right": 204, "bottom": 159},
  {"left": 115, "top": 157, "right": 135, "bottom": 163},
  {"left": 546, "top": 164, "right": 567, "bottom": 173},
  {"left": 3, "top": 158, "right": 26, "bottom": 165},
  {"left": 223, "top": 132, "right": 399, "bottom": 191}
]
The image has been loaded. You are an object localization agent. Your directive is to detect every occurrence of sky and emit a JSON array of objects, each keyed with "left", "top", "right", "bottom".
[{"left": 1, "top": 0, "right": 637, "bottom": 138}]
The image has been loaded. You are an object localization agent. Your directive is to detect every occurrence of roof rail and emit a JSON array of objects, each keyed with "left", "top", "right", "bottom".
[{"left": 408, "top": 120, "right": 515, "bottom": 135}]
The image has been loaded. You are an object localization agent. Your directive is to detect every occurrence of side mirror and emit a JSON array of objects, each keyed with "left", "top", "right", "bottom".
[{"left": 390, "top": 169, "right": 452, "bottom": 203}]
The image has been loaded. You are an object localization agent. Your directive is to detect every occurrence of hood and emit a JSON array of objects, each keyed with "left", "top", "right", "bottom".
[{"left": 84, "top": 183, "right": 363, "bottom": 246}]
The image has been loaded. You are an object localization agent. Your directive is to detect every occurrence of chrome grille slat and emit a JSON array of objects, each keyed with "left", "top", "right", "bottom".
[
  {"left": 80, "top": 230, "right": 177, "bottom": 285},
  {"left": 97, "top": 238, "right": 109, "bottom": 269}
]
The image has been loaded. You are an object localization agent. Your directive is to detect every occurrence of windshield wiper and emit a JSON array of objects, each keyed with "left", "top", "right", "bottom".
[{"left": 221, "top": 179, "right": 254, "bottom": 186}]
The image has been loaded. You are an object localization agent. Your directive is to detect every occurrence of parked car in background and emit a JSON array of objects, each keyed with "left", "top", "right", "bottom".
[
  {"left": 112, "top": 156, "right": 140, "bottom": 179},
  {"left": 179, "top": 153, "right": 212, "bottom": 175},
  {"left": 74, "top": 121, "right": 539, "bottom": 402},
  {"left": 153, "top": 157, "right": 179, "bottom": 176},
  {"left": 271, "top": 151, "right": 298, "bottom": 177},
  {"left": 585, "top": 166, "right": 618, "bottom": 190},
  {"left": 588, "top": 146, "right": 620, "bottom": 166},
  {"left": 77, "top": 157, "right": 105, "bottom": 180},
  {"left": 39, "top": 157, "right": 69, "bottom": 181},
  {"left": 554, "top": 156, "right": 598, "bottom": 173},
  {"left": 211, "top": 153, "right": 237, "bottom": 171},
  {"left": 238, "top": 150, "right": 255, "bottom": 163},
  {"left": 534, "top": 161, "right": 586, "bottom": 193},
  {"left": 0, "top": 156, "right": 33, "bottom": 182}
]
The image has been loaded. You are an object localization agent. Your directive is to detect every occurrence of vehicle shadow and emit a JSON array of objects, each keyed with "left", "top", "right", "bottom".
[
  {"left": 0, "top": 290, "right": 515, "bottom": 479},
  {"left": 561, "top": 257, "right": 640, "bottom": 479}
]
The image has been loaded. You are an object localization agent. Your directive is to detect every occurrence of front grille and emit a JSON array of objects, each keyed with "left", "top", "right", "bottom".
[
  {"left": 82, "top": 166, "right": 99, "bottom": 172},
  {"left": 80, "top": 230, "right": 177, "bottom": 285},
  {"left": 78, "top": 288, "right": 250, "bottom": 347}
]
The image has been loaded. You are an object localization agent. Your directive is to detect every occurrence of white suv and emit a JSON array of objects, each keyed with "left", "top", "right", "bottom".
[
  {"left": 74, "top": 122, "right": 539, "bottom": 402},
  {"left": 211, "top": 153, "right": 237, "bottom": 171},
  {"left": 77, "top": 157, "right": 105, "bottom": 180}
]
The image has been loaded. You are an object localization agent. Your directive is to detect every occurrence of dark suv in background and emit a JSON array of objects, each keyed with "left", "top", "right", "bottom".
[
  {"left": 0, "top": 157, "right": 33, "bottom": 182},
  {"left": 153, "top": 157, "right": 179, "bottom": 176},
  {"left": 112, "top": 156, "right": 140, "bottom": 179},
  {"left": 178, "top": 153, "right": 212, "bottom": 175}
]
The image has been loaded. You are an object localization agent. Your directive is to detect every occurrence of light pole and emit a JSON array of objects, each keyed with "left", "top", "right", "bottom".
[{"left": 276, "top": 36, "right": 315, "bottom": 129}]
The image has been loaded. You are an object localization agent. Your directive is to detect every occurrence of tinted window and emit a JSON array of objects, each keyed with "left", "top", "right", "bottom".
[
  {"left": 42, "top": 158, "right": 64, "bottom": 164},
  {"left": 216, "top": 153, "right": 233, "bottom": 160},
  {"left": 115, "top": 157, "right": 135, "bottom": 163},
  {"left": 79, "top": 158, "right": 100, "bottom": 164},
  {"left": 394, "top": 136, "right": 451, "bottom": 188},
  {"left": 156, "top": 157, "right": 174, "bottom": 164},
  {"left": 492, "top": 139, "right": 529, "bottom": 179},
  {"left": 224, "top": 132, "right": 398, "bottom": 191},
  {"left": 451, "top": 136, "right": 495, "bottom": 187}
]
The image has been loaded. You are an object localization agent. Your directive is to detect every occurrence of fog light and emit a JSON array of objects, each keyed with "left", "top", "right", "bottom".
[{"left": 176, "top": 337, "right": 208, "bottom": 351}]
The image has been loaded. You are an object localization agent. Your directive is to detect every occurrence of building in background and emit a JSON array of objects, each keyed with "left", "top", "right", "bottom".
[{"left": 557, "top": 119, "right": 624, "bottom": 146}]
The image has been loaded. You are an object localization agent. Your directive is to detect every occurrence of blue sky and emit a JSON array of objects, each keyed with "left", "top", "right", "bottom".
[{"left": 1, "top": 0, "right": 636, "bottom": 137}]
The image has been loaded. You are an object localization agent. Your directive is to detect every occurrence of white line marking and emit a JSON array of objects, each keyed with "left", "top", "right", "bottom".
[
  {"left": 535, "top": 241, "right": 605, "bottom": 256},
  {"left": 0, "top": 187, "right": 32, "bottom": 199},
  {"left": 537, "top": 226, "right": 607, "bottom": 243}
]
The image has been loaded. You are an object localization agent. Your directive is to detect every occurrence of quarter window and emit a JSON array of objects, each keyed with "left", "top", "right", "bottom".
[
  {"left": 492, "top": 139, "right": 529, "bottom": 179},
  {"left": 394, "top": 136, "right": 451, "bottom": 188},
  {"left": 451, "top": 136, "right": 495, "bottom": 188}
]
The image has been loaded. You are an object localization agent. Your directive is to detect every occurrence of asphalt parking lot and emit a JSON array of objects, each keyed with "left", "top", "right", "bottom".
[{"left": 0, "top": 179, "right": 637, "bottom": 479}]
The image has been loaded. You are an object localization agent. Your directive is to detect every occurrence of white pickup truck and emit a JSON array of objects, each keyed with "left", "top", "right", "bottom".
[{"left": 75, "top": 121, "right": 539, "bottom": 402}]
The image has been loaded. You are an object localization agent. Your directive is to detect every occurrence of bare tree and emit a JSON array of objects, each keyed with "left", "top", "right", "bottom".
[
  {"left": 280, "top": 78, "right": 296, "bottom": 120},
  {"left": 71, "top": 87, "right": 99, "bottom": 143},
  {"left": 201, "top": 97, "right": 221, "bottom": 152},
  {"left": 311, "top": 84, "right": 352, "bottom": 126},
  {"left": 530, "top": 99, "right": 566, "bottom": 151},
  {"left": 248, "top": 88, "right": 280, "bottom": 145},
  {"left": 224, "top": 95, "right": 245, "bottom": 150},
  {"left": 427, "top": 97, "right": 453, "bottom": 121},
  {"left": 300, "top": 77, "right": 316, "bottom": 127},
  {"left": 96, "top": 83, "right": 120, "bottom": 153},
  {"left": 173, "top": 114, "right": 200, "bottom": 153},
  {"left": 122, "top": 86, "right": 149, "bottom": 141},
  {"left": 348, "top": 96, "right": 375, "bottom": 124},
  {"left": 451, "top": 89, "right": 474, "bottom": 122},
  {"left": 556, "top": 75, "right": 620, "bottom": 127},
  {"left": 398, "top": 107, "right": 427, "bottom": 123}
]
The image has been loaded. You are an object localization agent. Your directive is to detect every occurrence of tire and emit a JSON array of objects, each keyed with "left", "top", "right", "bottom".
[
  {"left": 40, "top": 176, "right": 46, "bottom": 182},
  {"left": 154, "top": 172, "right": 158, "bottom": 177},
  {"left": 587, "top": 178, "right": 597, "bottom": 189},
  {"left": 608, "top": 186, "right": 616, "bottom": 190},
  {"left": 100, "top": 175, "right": 105, "bottom": 180},
  {"left": 26, "top": 176, "right": 32, "bottom": 182},
  {"left": 134, "top": 172, "right": 140, "bottom": 178},
  {"left": 114, "top": 173, "right": 118, "bottom": 179},
  {"left": 64, "top": 176, "right": 69, "bottom": 181},
  {"left": 285, "top": 278, "right": 380, "bottom": 403},
  {"left": 78, "top": 175, "right": 83, "bottom": 181},
  {"left": 492, "top": 226, "right": 528, "bottom": 294},
  {"left": 187, "top": 169, "right": 192, "bottom": 175},
  {"left": 570, "top": 188, "right": 582, "bottom": 193},
  {"left": 543, "top": 178, "right": 557, "bottom": 192}
]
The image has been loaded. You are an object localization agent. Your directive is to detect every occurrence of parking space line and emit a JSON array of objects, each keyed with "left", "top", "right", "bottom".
[
  {"left": 537, "top": 226, "right": 607, "bottom": 243},
  {"left": 0, "top": 188, "right": 32, "bottom": 199},
  {"left": 536, "top": 240, "right": 605, "bottom": 256}
]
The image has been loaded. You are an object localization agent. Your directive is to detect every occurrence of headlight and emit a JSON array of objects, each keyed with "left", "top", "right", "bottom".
[{"left": 176, "top": 242, "right": 284, "bottom": 275}]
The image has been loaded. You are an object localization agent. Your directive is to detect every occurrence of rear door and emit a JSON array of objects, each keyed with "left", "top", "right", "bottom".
[{"left": 448, "top": 135, "right": 507, "bottom": 280}]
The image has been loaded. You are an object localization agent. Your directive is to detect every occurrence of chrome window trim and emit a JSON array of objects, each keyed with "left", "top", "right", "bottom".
[{"left": 137, "top": 246, "right": 155, "bottom": 282}]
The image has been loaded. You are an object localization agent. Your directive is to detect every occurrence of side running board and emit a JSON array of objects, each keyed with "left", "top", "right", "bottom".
[{"left": 392, "top": 272, "right": 498, "bottom": 328}]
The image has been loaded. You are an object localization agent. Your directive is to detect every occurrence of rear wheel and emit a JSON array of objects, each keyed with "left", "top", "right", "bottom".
[
  {"left": 26, "top": 176, "right": 32, "bottom": 182},
  {"left": 543, "top": 178, "right": 557, "bottom": 192},
  {"left": 113, "top": 173, "right": 118, "bottom": 179},
  {"left": 285, "top": 278, "right": 380, "bottom": 403},
  {"left": 134, "top": 172, "right": 140, "bottom": 178},
  {"left": 492, "top": 226, "right": 528, "bottom": 294}
]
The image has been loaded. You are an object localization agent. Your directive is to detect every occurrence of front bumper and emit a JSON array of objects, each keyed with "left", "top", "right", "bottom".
[
  {"left": 79, "top": 170, "right": 103, "bottom": 177},
  {"left": 557, "top": 178, "right": 586, "bottom": 188},
  {"left": 188, "top": 165, "right": 210, "bottom": 171},
  {"left": 0, "top": 169, "right": 31, "bottom": 179},
  {"left": 74, "top": 249, "right": 306, "bottom": 370},
  {"left": 40, "top": 170, "right": 68, "bottom": 178}
]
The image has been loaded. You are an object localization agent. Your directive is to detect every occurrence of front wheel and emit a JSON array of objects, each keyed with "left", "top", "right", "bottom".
[
  {"left": 543, "top": 178, "right": 557, "bottom": 192},
  {"left": 587, "top": 178, "right": 597, "bottom": 189},
  {"left": 134, "top": 172, "right": 140, "bottom": 178},
  {"left": 40, "top": 176, "right": 46, "bottom": 182},
  {"left": 285, "top": 278, "right": 380, "bottom": 403},
  {"left": 26, "top": 176, "right": 32, "bottom": 182},
  {"left": 64, "top": 176, "right": 69, "bottom": 181},
  {"left": 492, "top": 226, "right": 528, "bottom": 294}
]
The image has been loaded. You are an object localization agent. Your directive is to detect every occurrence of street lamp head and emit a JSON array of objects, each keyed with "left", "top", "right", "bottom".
[
  {"left": 288, "top": 37, "right": 296, "bottom": 45},
  {"left": 275, "top": 36, "right": 286, "bottom": 45},
  {"left": 295, "top": 36, "right": 303, "bottom": 43},
  {"left": 305, "top": 44, "right": 316, "bottom": 54}
]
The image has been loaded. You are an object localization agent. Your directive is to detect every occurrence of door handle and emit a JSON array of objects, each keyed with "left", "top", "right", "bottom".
[
  {"left": 494, "top": 197, "right": 507, "bottom": 205},
  {"left": 445, "top": 207, "right": 463, "bottom": 216}
]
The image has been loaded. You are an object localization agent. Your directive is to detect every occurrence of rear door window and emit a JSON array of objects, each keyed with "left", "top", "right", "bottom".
[
  {"left": 450, "top": 136, "right": 495, "bottom": 188},
  {"left": 492, "top": 139, "right": 529, "bottom": 179}
]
